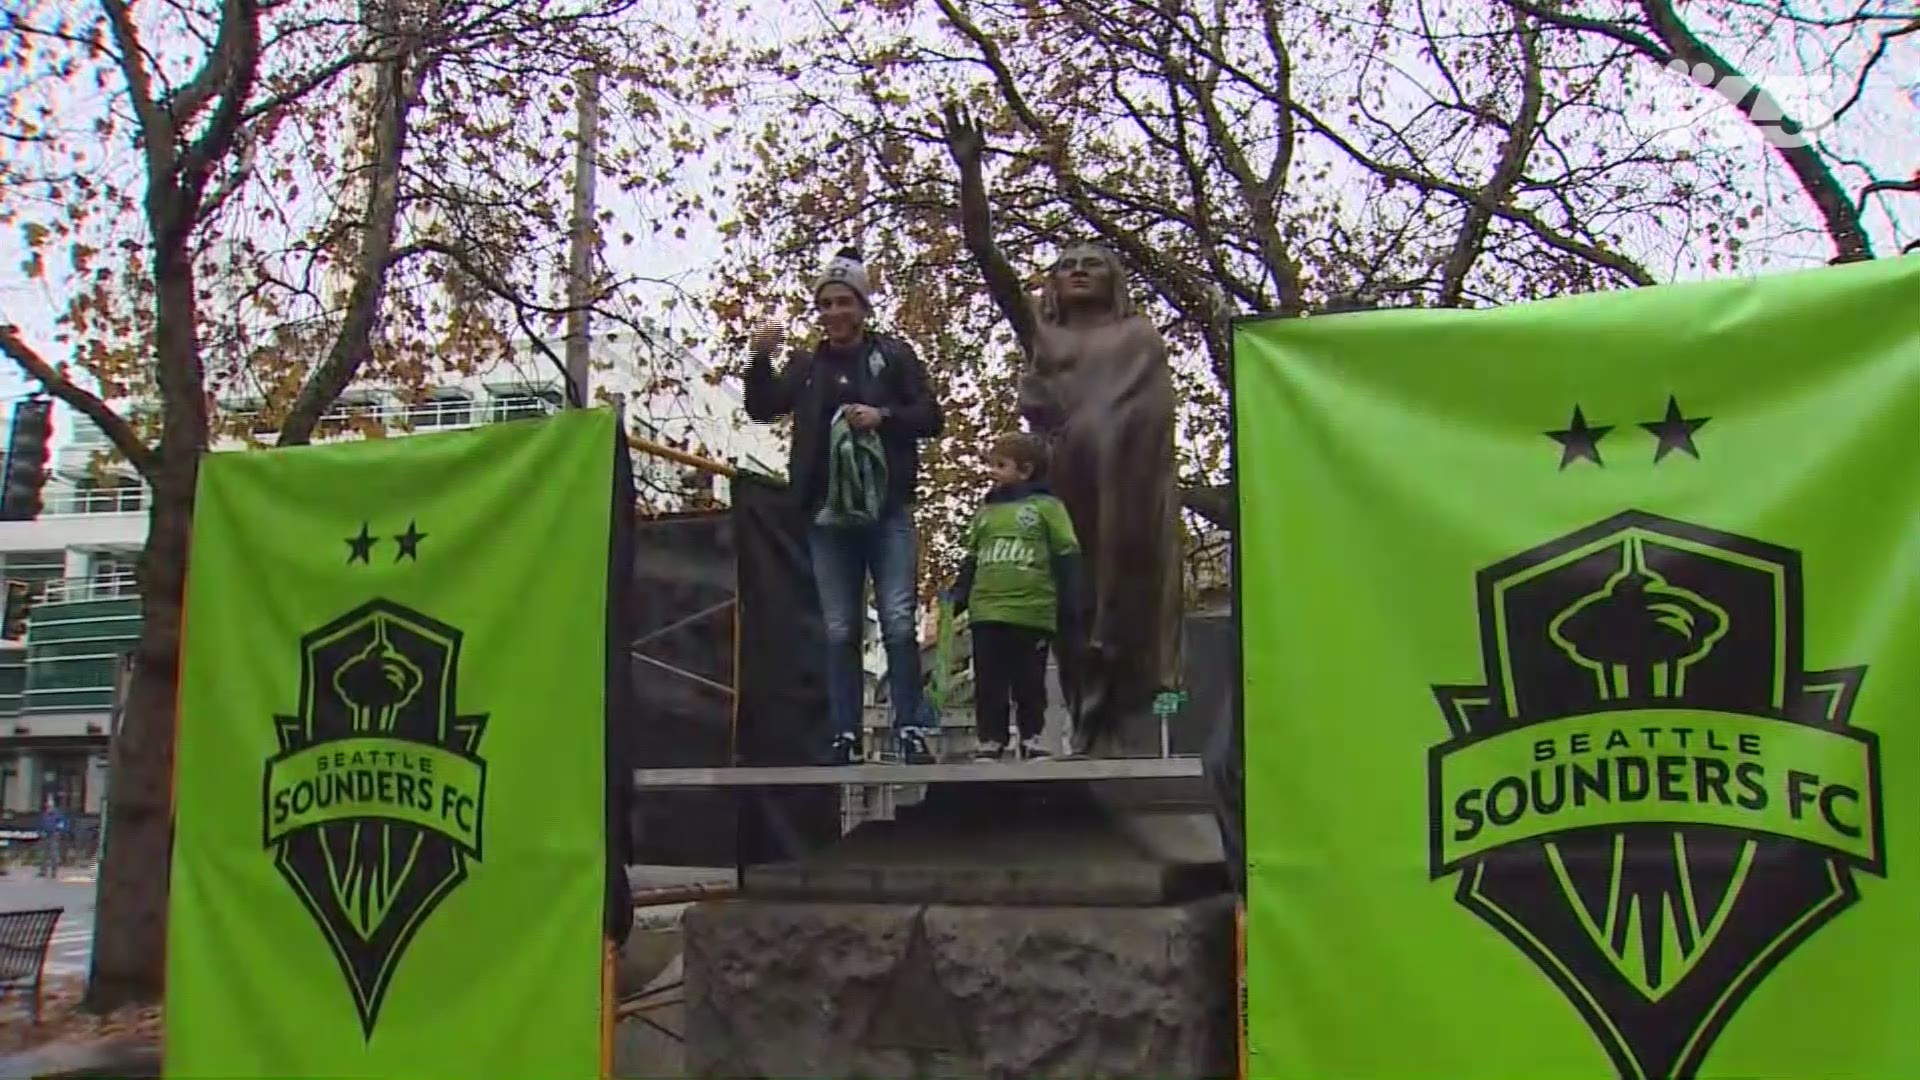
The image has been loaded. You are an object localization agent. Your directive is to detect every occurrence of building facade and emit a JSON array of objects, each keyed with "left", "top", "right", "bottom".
[{"left": 0, "top": 334, "right": 780, "bottom": 820}]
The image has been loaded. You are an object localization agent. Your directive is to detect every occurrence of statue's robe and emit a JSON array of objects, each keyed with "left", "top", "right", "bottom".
[{"left": 1020, "top": 315, "right": 1185, "bottom": 748}]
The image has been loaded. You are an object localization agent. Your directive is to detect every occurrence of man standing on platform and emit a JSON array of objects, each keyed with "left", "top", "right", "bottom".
[{"left": 743, "top": 247, "right": 945, "bottom": 765}]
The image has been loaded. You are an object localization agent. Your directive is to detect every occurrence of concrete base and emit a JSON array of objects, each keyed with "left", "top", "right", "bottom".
[
  {"left": 683, "top": 895, "right": 1234, "bottom": 1079},
  {"left": 747, "top": 780, "right": 1227, "bottom": 906},
  {"left": 683, "top": 764, "right": 1233, "bottom": 1078}
]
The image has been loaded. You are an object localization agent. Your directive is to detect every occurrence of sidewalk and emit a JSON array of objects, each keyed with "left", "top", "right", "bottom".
[
  {"left": 0, "top": 976, "right": 159, "bottom": 1070},
  {"left": 0, "top": 1036, "right": 158, "bottom": 1079},
  {"left": 0, "top": 864, "right": 97, "bottom": 885}
]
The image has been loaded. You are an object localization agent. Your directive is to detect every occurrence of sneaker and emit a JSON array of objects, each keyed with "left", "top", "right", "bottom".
[
  {"left": 972, "top": 740, "right": 1006, "bottom": 762},
  {"left": 1019, "top": 735, "right": 1052, "bottom": 761},
  {"left": 825, "top": 733, "right": 865, "bottom": 766},
  {"left": 897, "top": 727, "right": 937, "bottom": 765}
]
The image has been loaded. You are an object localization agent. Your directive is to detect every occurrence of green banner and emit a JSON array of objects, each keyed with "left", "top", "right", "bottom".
[
  {"left": 165, "top": 408, "right": 619, "bottom": 1078},
  {"left": 1235, "top": 255, "right": 1920, "bottom": 1079}
]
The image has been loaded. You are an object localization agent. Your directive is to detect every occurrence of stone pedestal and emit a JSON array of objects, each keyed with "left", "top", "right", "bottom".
[
  {"left": 682, "top": 781, "right": 1234, "bottom": 1079},
  {"left": 685, "top": 896, "right": 1232, "bottom": 1079}
]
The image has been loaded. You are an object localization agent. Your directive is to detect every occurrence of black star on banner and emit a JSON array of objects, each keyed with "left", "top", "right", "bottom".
[
  {"left": 394, "top": 520, "right": 428, "bottom": 562},
  {"left": 1641, "top": 395, "right": 1710, "bottom": 462},
  {"left": 1546, "top": 406, "right": 1613, "bottom": 470},
  {"left": 345, "top": 522, "right": 377, "bottom": 565}
]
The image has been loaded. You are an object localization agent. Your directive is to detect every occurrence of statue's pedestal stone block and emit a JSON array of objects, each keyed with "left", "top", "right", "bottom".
[
  {"left": 684, "top": 896, "right": 1233, "bottom": 1079},
  {"left": 682, "top": 781, "right": 1233, "bottom": 1079}
]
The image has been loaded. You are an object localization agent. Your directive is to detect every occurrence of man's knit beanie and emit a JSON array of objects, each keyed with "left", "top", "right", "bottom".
[{"left": 813, "top": 246, "right": 872, "bottom": 308}]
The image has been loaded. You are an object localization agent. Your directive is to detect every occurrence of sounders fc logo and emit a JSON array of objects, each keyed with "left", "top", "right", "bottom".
[
  {"left": 262, "top": 599, "right": 488, "bottom": 1038},
  {"left": 1429, "top": 510, "right": 1885, "bottom": 1078}
]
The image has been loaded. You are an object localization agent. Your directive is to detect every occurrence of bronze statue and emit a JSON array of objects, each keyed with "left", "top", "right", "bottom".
[{"left": 941, "top": 105, "right": 1185, "bottom": 756}]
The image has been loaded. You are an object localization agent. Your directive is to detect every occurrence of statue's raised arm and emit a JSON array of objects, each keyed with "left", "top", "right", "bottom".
[{"left": 940, "top": 104, "right": 1039, "bottom": 352}]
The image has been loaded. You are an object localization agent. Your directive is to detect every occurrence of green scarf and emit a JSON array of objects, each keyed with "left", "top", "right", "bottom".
[
  {"left": 815, "top": 407, "right": 887, "bottom": 527},
  {"left": 927, "top": 595, "right": 956, "bottom": 713}
]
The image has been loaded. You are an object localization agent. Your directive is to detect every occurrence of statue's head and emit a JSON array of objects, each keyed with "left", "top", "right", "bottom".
[{"left": 1039, "top": 243, "right": 1133, "bottom": 322}]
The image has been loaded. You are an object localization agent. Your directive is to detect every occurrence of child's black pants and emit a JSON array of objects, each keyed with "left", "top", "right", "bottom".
[{"left": 972, "top": 621, "right": 1050, "bottom": 744}]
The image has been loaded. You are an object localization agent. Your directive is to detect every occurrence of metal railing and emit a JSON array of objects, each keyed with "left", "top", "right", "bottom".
[
  {"left": 41, "top": 486, "right": 147, "bottom": 516},
  {"left": 62, "top": 392, "right": 566, "bottom": 448},
  {"left": 228, "top": 395, "right": 561, "bottom": 435},
  {"left": 27, "top": 398, "right": 566, "bottom": 519},
  {"left": 38, "top": 572, "right": 141, "bottom": 604}
]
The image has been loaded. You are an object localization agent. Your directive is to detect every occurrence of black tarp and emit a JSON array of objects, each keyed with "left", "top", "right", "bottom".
[
  {"left": 1186, "top": 616, "right": 1243, "bottom": 898},
  {"left": 1171, "top": 614, "right": 1234, "bottom": 756},
  {"left": 603, "top": 427, "right": 637, "bottom": 942},
  {"left": 1202, "top": 669, "right": 1245, "bottom": 898},
  {"left": 623, "top": 476, "right": 841, "bottom": 869},
  {"left": 627, "top": 508, "right": 738, "bottom": 866},
  {"left": 730, "top": 475, "right": 841, "bottom": 866}
]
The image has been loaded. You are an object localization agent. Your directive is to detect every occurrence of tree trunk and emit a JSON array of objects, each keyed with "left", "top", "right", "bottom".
[{"left": 84, "top": 457, "right": 195, "bottom": 1011}]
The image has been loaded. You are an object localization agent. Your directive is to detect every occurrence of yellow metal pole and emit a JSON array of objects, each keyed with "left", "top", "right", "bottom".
[
  {"left": 1236, "top": 899, "right": 1249, "bottom": 1080},
  {"left": 601, "top": 938, "right": 615, "bottom": 1078},
  {"left": 626, "top": 434, "right": 736, "bottom": 479}
]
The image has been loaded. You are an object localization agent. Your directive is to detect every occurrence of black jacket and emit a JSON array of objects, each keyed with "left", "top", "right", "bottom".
[{"left": 744, "top": 331, "right": 943, "bottom": 513}]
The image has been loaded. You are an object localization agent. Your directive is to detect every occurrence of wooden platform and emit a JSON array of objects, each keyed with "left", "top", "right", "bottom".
[{"left": 632, "top": 756, "right": 1205, "bottom": 788}]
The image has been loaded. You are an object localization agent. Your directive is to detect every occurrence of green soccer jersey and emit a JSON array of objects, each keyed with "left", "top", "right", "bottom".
[{"left": 966, "top": 486, "right": 1080, "bottom": 633}]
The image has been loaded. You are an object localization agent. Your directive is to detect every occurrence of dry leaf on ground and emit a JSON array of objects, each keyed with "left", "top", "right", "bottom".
[{"left": 0, "top": 976, "right": 161, "bottom": 1053}]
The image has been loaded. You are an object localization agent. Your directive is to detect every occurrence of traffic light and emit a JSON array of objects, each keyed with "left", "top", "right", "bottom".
[
  {"left": 0, "top": 397, "right": 52, "bottom": 521},
  {"left": 3, "top": 580, "right": 31, "bottom": 641}
]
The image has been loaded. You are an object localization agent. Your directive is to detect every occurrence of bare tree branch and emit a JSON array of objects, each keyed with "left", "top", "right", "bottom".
[
  {"left": 1861, "top": 177, "right": 1920, "bottom": 202},
  {"left": 933, "top": 0, "right": 1221, "bottom": 328},
  {"left": 176, "top": 0, "right": 264, "bottom": 209},
  {"left": 276, "top": 47, "right": 425, "bottom": 445},
  {"left": 1637, "top": 0, "right": 1873, "bottom": 262},
  {"left": 98, "top": 0, "right": 177, "bottom": 178},
  {"left": 1440, "top": 12, "right": 1544, "bottom": 306},
  {"left": 1292, "top": 100, "right": 1656, "bottom": 285},
  {"left": 242, "top": 51, "right": 373, "bottom": 122},
  {"left": 1501, "top": 0, "right": 1670, "bottom": 58},
  {"left": 164, "top": 0, "right": 250, "bottom": 127},
  {"left": 1503, "top": 0, "right": 1876, "bottom": 263},
  {"left": 1140, "top": 1, "right": 1299, "bottom": 312},
  {"left": 0, "top": 325, "right": 157, "bottom": 474}
]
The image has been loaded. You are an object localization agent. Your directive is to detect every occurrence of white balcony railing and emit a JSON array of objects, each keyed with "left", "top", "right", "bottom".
[
  {"left": 38, "top": 572, "right": 141, "bottom": 605},
  {"left": 42, "top": 486, "right": 147, "bottom": 517},
  {"left": 228, "top": 395, "right": 560, "bottom": 436},
  {"left": 32, "top": 397, "right": 564, "bottom": 519}
]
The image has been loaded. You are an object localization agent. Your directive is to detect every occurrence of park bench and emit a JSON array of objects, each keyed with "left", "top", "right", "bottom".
[{"left": 0, "top": 907, "right": 63, "bottom": 1023}]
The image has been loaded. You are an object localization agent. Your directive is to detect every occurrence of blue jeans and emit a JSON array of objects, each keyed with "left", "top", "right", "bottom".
[{"left": 809, "top": 506, "right": 924, "bottom": 741}]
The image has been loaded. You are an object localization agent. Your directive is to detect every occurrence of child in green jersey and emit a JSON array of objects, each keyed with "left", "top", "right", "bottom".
[{"left": 951, "top": 433, "right": 1085, "bottom": 761}]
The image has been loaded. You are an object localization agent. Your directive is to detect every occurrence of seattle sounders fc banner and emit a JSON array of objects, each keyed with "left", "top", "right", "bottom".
[
  {"left": 165, "top": 408, "right": 629, "bottom": 1078},
  {"left": 1235, "top": 255, "right": 1920, "bottom": 1079}
]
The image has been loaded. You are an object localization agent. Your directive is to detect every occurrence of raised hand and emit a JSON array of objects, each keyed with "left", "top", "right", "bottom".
[
  {"left": 748, "top": 315, "right": 786, "bottom": 360},
  {"left": 939, "top": 102, "right": 986, "bottom": 170}
]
